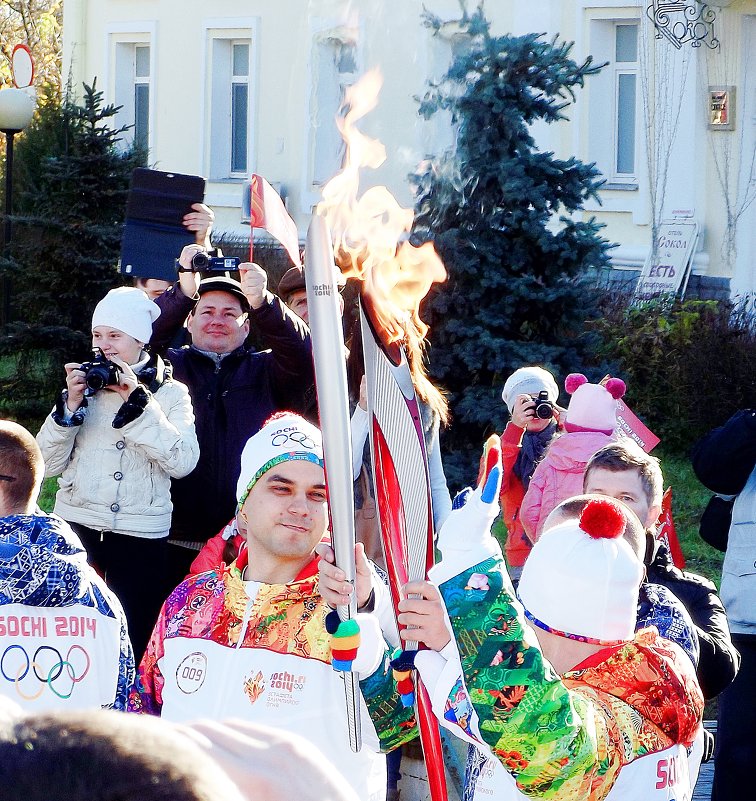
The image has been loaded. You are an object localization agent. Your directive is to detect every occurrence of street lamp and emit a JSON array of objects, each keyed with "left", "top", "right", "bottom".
[
  {"left": 0, "top": 87, "right": 36, "bottom": 324},
  {"left": 0, "top": 87, "right": 35, "bottom": 248}
]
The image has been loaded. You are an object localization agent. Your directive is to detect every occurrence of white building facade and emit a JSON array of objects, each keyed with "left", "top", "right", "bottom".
[{"left": 62, "top": 0, "right": 756, "bottom": 297}]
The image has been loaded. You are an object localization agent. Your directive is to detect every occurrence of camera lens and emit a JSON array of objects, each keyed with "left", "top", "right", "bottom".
[
  {"left": 191, "top": 252, "right": 209, "bottom": 270},
  {"left": 85, "top": 365, "right": 111, "bottom": 392}
]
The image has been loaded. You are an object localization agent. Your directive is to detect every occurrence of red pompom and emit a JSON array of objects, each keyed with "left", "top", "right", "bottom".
[
  {"left": 565, "top": 373, "right": 587, "bottom": 394},
  {"left": 579, "top": 499, "right": 625, "bottom": 540}
]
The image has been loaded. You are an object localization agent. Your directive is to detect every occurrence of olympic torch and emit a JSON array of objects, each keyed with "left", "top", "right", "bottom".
[
  {"left": 359, "top": 298, "right": 448, "bottom": 801},
  {"left": 304, "top": 213, "right": 361, "bottom": 752}
]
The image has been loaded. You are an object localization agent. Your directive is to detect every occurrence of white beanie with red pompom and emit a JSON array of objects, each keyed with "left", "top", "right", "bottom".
[{"left": 517, "top": 498, "right": 643, "bottom": 644}]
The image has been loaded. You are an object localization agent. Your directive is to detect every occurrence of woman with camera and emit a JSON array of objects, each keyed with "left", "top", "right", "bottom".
[{"left": 36, "top": 287, "right": 199, "bottom": 661}]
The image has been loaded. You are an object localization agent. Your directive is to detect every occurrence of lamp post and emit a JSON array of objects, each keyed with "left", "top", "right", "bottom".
[{"left": 0, "top": 87, "right": 36, "bottom": 324}]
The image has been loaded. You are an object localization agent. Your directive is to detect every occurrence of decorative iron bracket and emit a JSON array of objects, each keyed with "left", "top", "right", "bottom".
[{"left": 646, "top": 1, "right": 720, "bottom": 50}]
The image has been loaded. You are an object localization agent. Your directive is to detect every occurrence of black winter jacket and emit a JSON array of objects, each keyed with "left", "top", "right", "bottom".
[
  {"left": 647, "top": 538, "right": 740, "bottom": 699},
  {"left": 152, "top": 286, "right": 314, "bottom": 543}
]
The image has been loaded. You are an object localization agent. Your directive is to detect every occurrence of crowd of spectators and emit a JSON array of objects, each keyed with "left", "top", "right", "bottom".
[{"left": 0, "top": 207, "right": 749, "bottom": 801}]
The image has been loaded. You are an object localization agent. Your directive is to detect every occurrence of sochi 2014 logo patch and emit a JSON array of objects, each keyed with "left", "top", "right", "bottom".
[{"left": 175, "top": 652, "right": 207, "bottom": 694}]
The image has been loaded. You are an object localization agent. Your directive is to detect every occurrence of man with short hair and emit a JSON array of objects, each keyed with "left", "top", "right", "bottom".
[
  {"left": 150, "top": 246, "right": 315, "bottom": 587},
  {"left": 584, "top": 440, "right": 739, "bottom": 700},
  {"left": 0, "top": 420, "right": 134, "bottom": 710},
  {"left": 130, "top": 413, "right": 413, "bottom": 801}
]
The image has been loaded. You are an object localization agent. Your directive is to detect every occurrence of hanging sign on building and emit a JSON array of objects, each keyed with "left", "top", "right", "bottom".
[{"left": 636, "top": 220, "right": 698, "bottom": 297}]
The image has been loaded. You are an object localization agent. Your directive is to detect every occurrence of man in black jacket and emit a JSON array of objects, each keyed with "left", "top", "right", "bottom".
[
  {"left": 151, "top": 245, "right": 314, "bottom": 591},
  {"left": 584, "top": 440, "right": 739, "bottom": 701},
  {"left": 692, "top": 409, "right": 756, "bottom": 801}
]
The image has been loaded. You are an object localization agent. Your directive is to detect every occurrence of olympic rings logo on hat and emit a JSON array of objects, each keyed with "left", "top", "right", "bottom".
[
  {"left": 271, "top": 431, "right": 316, "bottom": 449},
  {"left": 1, "top": 644, "right": 91, "bottom": 700}
]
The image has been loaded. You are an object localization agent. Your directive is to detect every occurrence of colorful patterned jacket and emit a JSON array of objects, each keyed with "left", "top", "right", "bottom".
[
  {"left": 0, "top": 513, "right": 134, "bottom": 710},
  {"left": 420, "top": 463, "right": 703, "bottom": 801},
  {"left": 129, "top": 553, "right": 415, "bottom": 801}
]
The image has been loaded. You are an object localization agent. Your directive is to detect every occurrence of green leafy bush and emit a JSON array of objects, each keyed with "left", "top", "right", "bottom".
[{"left": 589, "top": 295, "right": 756, "bottom": 452}]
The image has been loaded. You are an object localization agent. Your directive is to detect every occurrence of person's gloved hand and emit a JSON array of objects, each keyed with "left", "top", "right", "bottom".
[{"left": 435, "top": 435, "right": 503, "bottom": 566}]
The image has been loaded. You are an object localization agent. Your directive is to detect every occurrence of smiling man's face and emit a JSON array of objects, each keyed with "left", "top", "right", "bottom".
[
  {"left": 187, "top": 291, "right": 249, "bottom": 354},
  {"left": 240, "top": 459, "right": 327, "bottom": 582}
]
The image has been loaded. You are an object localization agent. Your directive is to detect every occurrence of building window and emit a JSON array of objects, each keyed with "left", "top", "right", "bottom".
[
  {"left": 614, "top": 23, "right": 638, "bottom": 178},
  {"left": 133, "top": 45, "right": 150, "bottom": 152},
  {"left": 231, "top": 42, "right": 249, "bottom": 174},
  {"left": 114, "top": 42, "right": 151, "bottom": 153},
  {"left": 309, "top": 36, "right": 358, "bottom": 188},
  {"left": 587, "top": 18, "right": 641, "bottom": 189},
  {"left": 209, "top": 37, "right": 252, "bottom": 179}
]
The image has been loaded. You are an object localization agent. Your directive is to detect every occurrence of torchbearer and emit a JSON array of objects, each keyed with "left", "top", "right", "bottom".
[{"left": 130, "top": 407, "right": 415, "bottom": 801}]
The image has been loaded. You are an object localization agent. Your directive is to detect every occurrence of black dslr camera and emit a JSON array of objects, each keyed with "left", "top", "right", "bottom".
[
  {"left": 190, "top": 252, "right": 241, "bottom": 272},
  {"left": 79, "top": 353, "right": 120, "bottom": 394},
  {"left": 530, "top": 391, "right": 555, "bottom": 420}
]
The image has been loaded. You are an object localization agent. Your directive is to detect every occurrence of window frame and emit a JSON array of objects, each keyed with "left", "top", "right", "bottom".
[
  {"left": 203, "top": 18, "right": 258, "bottom": 182},
  {"left": 611, "top": 21, "right": 640, "bottom": 184},
  {"left": 106, "top": 23, "right": 156, "bottom": 154},
  {"left": 133, "top": 44, "right": 151, "bottom": 153}
]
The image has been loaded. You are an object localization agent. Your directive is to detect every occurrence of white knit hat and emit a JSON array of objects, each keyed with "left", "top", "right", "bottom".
[
  {"left": 517, "top": 498, "right": 643, "bottom": 644},
  {"left": 92, "top": 287, "right": 161, "bottom": 344},
  {"left": 236, "top": 413, "right": 324, "bottom": 508},
  {"left": 501, "top": 366, "right": 558, "bottom": 413},
  {"left": 563, "top": 374, "right": 625, "bottom": 435}
]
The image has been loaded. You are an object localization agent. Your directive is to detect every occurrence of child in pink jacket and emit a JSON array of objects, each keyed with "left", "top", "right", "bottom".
[{"left": 520, "top": 374, "right": 626, "bottom": 541}]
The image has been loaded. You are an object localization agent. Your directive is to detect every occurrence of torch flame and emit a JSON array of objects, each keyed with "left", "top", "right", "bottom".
[{"left": 317, "top": 70, "right": 446, "bottom": 344}]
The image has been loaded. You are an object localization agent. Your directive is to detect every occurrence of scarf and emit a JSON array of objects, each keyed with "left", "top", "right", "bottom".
[{"left": 512, "top": 421, "right": 557, "bottom": 490}]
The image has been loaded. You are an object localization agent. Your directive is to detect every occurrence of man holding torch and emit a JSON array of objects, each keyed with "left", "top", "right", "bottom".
[{"left": 129, "top": 412, "right": 415, "bottom": 801}]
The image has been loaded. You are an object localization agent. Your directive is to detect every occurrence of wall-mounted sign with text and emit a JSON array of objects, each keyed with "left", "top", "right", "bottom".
[
  {"left": 708, "top": 86, "right": 735, "bottom": 131},
  {"left": 636, "top": 220, "right": 698, "bottom": 298}
]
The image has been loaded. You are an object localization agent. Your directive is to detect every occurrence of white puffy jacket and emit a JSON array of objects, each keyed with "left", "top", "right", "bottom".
[{"left": 37, "top": 356, "right": 199, "bottom": 537}]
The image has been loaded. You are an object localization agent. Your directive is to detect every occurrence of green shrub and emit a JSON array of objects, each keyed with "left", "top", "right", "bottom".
[{"left": 588, "top": 295, "right": 756, "bottom": 453}]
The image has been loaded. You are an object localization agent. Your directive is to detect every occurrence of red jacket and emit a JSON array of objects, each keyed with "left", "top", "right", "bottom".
[{"left": 498, "top": 422, "right": 533, "bottom": 568}]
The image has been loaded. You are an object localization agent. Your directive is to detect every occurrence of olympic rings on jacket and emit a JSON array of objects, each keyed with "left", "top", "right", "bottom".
[{"left": 1, "top": 643, "right": 90, "bottom": 700}]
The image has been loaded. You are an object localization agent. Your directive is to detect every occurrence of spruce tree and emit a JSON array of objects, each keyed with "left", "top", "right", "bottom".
[
  {"left": 0, "top": 81, "right": 144, "bottom": 425},
  {"left": 412, "top": 4, "right": 613, "bottom": 487}
]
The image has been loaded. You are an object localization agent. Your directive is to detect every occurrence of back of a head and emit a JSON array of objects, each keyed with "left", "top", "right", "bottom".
[
  {"left": 0, "top": 709, "right": 246, "bottom": 801},
  {"left": 584, "top": 439, "right": 663, "bottom": 509},
  {"left": 544, "top": 493, "right": 647, "bottom": 561},
  {"left": 0, "top": 420, "right": 44, "bottom": 515},
  {"left": 519, "top": 498, "right": 644, "bottom": 645}
]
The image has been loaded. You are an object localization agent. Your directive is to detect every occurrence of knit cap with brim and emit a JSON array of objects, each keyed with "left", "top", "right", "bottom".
[
  {"left": 517, "top": 498, "right": 643, "bottom": 645},
  {"left": 501, "top": 366, "right": 559, "bottom": 413},
  {"left": 236, "top": 413, "right": 324, "bottom": 509},
  {"left": 92, "top": 287, "right": 161, "bottom": 344}
]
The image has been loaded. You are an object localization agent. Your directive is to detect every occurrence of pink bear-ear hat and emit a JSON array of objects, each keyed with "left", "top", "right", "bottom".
[
  {"left": 604, "top": 377, "right": 626, "bottom": 400},
  {"left": 564, "top": 373, "right": 588, "bottom": 394}
]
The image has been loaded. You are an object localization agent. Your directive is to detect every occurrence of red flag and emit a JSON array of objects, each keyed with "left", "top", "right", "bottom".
[
  {"left": 656, "top": 487, "right": 686, "bottom": 569},
  {"left": 248, "top": 175, "right": 302, "bottom": 267}
]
